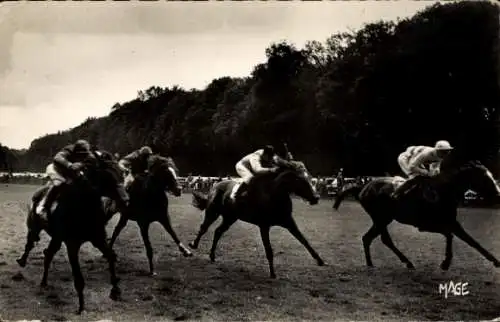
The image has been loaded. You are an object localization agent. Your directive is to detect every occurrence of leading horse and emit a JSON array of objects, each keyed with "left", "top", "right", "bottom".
[
  {"left": 334, "top": 159, "right": 500, "bottom": 270},
  {"left": 190, "top": 159, "right": 325, "bottom": 278},
  {"left": 103, "top": 155, "right": 192, "bottom": 276},
  {"left": 16, "top": 150, "right": 129, "bottom": 314}
]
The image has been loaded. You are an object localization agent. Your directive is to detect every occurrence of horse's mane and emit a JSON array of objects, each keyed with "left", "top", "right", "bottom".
[
  {"left": 148, "top": 155, "right": 178, "bottom": 172},
  {"left": 94, "top": 150, "right": 116, "bottom": 163},
  {"left": 90, "top": 150, "right": 121, "bottom": 172},
  {"left": 148, "top": 155, "right": 167, "bottom": 169},
  {"left": 166, "top": 156, "right": 179, "bottom": 173},
  {"left": 440, "top": 158, "right": 485, "bottom": 176},
  {"left": 277, "top": 159, "right": 304, "bottom": 172}
]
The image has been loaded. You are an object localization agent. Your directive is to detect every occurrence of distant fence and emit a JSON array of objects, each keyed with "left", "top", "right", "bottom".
[
  {"left": 0, "top": 174, "right": 46, "bottom": 186},
  {"left": 0, "top": 173, "right": 495, "bottom": 207}
]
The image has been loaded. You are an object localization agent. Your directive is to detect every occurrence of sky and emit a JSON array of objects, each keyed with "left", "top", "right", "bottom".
[{"left": 0, "top": 1, "right": 438, "bottom": 149}]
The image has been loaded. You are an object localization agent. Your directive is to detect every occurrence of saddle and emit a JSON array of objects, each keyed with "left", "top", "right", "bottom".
[
  {"left": 398, "top": 176, "right": 439, "bottom": 203},
  {"left": 230, "top": 179, "right": 248, "bottom": 203},
  {"left": 126, "top": 172, "right": 147, "bottom": 193},
  {"left": 33, "top": 184, "right": 62, "bottom": 221},
  {"left": 230, "top": 172, "right": 278, "bottom": 206}
]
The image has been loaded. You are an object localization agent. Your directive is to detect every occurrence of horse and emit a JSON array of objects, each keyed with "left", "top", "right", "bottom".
[
  {"left": 333, "top": 159, "right": 500, "bottom": 270},
  {"left": 16, "top": 150, "right": 129, "bottom": 314},
  {"left": 190, "top": 159, "right": 325, "bottom": 278},
  {"left": 103, "top": 155, "right": 192, "bottom": 276}
]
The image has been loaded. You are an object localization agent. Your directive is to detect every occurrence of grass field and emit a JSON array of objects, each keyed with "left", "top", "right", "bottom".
[{"left": 0, "top": 184, "right": 500, "bottom": 321}]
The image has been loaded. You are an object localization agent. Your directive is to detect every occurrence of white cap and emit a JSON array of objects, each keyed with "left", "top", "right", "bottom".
[{"left": 435, "top": 140, "right": 453, "bottom": 150}]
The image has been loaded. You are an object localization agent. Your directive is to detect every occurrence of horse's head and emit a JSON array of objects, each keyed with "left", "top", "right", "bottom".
[
  {"left": 447, "top": 160, "right": 500, "bottom": 203},
  {"left": 275, "top": 160, "right": 320, "bottom": 205},
  {"left": 83, "top": 150, "right": 129, "bottom": 208},
  {"left": 148, "top": 155, "right": 182, "bottom": 196}
]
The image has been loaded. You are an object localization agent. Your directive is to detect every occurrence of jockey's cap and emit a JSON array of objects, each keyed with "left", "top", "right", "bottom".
[
  {"left": 435, "top": 140, "right": 453, "bottom": 150},
  {"left": 74, "top": 139, "right": 91, "bottom": 153},
  {"left": 263, "top": 145, "right": 275, "bottom": 155},
  {"left": 139, "top": 146, "right": 153, "bottom": 155}
]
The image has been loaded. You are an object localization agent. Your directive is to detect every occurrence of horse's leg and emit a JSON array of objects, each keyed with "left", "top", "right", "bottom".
[
  {"left": 108, "top": 214, "right": 129, "bottom": 249},
  {"left": 65, "top": 242, "right": 86, "bottom": 315},
  {"left": 209, "top": 217, "right": 237, "bottom": 262},
  {"left": 90, "top": 234, "right": 122, "bottom": 301},
  {"left": 259, "top": 226, "right": 276, "bottom": 278},
  {"left": 138, "top": 222, "right": 157, "bottom": 276},
  {"left": 379, "top": 227, "right": 414, "bottom": 269},
  {"left": 158, "top": 214, "right": 192, "bottom": 257},
  {"left": 362, "top": 224, "right": 381, "bottom": 267},
  {"left": 285, "top": 219, "right": 325, "bottom": 266},
  {"left": 16, "top": 228, "right": 40, "bottom": 267},
  {"left": 40, "top": 238, "right": 62, "bottom": 287},
  {"left": 189, "top": 205, "right": 219, "bottom": 249},
  {"left": 452, "top": 221, "right": 500, "bottom": 267},
  {"left": 440, "top": 232, "right": 453, "bottom": 270}
]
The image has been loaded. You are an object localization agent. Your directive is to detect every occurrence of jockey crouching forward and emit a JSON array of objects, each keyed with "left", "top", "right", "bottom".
[
  {"left": 391, "top": 140, "right": 454, "bottom": 199},
  {"left": 36, "top": 139, "right": 95, "bottom": 220},
  {"left": 231, "top": 145, "right": 281, "bottom": 200},
  {"left": 118, "top": 146, "right": 153, "bottom": 191}
]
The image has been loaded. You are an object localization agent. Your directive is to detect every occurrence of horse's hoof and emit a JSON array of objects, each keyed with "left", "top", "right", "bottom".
[
  {"left": 76, "top": 308, "right": 85, "bottom": 315},
  {"left": 406, "top": 262, "right": 415, "bottom": 270},
  {"left": 110, "top": 287, "right": 122, "bottom": 301},
  {"left": 440, "top": 262, "right": 451, "bottom": 271},
  {"left": 40, "top": 281, "right": 48, "bottom": 288},
  {"left": 494, "top": 261, "right": 500, "bottom": 268},
  {"left": 317, "top": 259, "right": 326, "bottom": 266},
  {"left": 270, "top": 273, "right": 277, "bottom": 279},
  {"left": 209, "top": 255, "right": 215, "bottom": 262},
  {"left": 16, "top": 258, "right": 26, "bottom": 268},
  {"left": 188, "top": 242, "right": 197, "bottom": 250},
  {"left": 149, "top": 271, "right": 158, "bottom": 277}
]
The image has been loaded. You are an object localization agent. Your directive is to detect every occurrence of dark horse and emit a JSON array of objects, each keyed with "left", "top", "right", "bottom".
[
  {"left": 333, "top": 159, "right": 500, "bottom": 270},
  {"left": 190, "top": 160, "right": 325, "bottom": 278},
  {"left": 103, "top": 155, "right": 192, "bottom": 276},
  {"left": 16, "top": 150, "right": 129, "bottom": 314}
]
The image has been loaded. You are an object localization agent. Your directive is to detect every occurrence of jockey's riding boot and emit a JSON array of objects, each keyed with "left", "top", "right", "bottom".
[
  {"left": 124, "top": 177, "right": 134, "bottom": 193},
  {"left": 39, "top": 185, "right": 61, "bottom": 220},
  {"left": 235, "top": 182, "right": 248, "bottom": 201}
]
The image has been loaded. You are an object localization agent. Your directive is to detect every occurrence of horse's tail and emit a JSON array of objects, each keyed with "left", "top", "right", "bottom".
[
  {"left": 192, "top": 190, "right": 209, "bottom": 211},
  {"left": 24, "top": 201, "right": 32, "bottom": 224},
  {"left": 25, "top": 201, "right": 31, "bottom": 214},
  {"left": 333, "top": 183, "right": 363, "bottom": 211}
]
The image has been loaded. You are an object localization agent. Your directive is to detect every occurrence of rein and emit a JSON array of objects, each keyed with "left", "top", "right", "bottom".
[
  {"left": 429, "top": 161, "right": 483, "bottom": 202},
  {"left": 271, "top": 162, "right": 303, "bottom": 195}
]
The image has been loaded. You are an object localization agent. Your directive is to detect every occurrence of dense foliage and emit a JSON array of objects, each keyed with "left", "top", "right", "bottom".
[{"left": 2, "top": 1, "right": 499, "bottom": 177}]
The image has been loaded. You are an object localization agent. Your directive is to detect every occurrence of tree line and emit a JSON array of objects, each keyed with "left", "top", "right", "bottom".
[{"left": 1, "top": 1, "right": 499, "bottom": 177}]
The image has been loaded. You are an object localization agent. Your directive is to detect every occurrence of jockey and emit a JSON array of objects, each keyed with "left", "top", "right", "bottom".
[
  {"left": 36, "top": 139, "right": 96, "bottom": 219},
  {"left": 231, "top": 145, "right": 280, "bottom": 200},
  {"left": 118, "top": 146, "right": 153, "bottom": 190},
  {"left": 391, "top": 140, "right": 454, "bottom": 199}
]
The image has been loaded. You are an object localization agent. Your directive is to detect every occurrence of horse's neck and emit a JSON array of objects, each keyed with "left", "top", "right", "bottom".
[
  {"left": 145, "top": 174, "right": 167, "bottom": 193},
  {"left": 271, "top": 171, "right": 293, "bottom": 196},
  {"left": 65, "top": 179, "right": 101, "bottom": 202},
  {"left": 435, "top": 171, "right": 469, "bottom": 201}
]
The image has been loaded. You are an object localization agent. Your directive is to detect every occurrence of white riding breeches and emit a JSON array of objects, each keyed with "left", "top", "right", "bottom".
[
  {"left": 124, "top": 173, "right": 134, "bottom": 188},
  {"left": 397, "top": 153, "right": 418, "bottom": 179},
  {"left": 45, "top": 163, "right": 65, "bottom": 186},
  {"left": 235, "top": 162, "right": 253, "bottom": 184}
]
